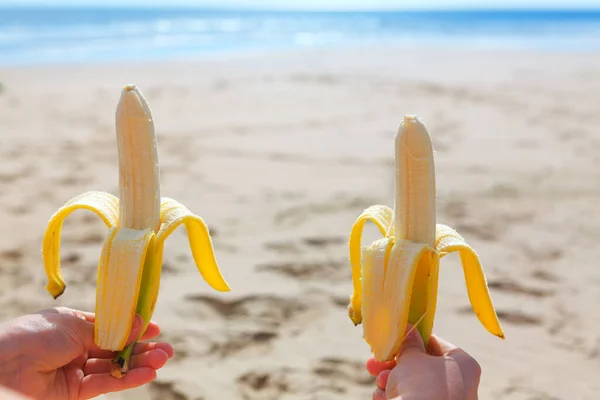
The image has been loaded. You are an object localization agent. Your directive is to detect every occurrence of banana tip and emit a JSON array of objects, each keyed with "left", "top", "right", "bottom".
[
  {"left": 123, "top": 84, "right": 137, "bottom": 92},
  {"left": 46, "top": 283, "right": 66, "bottom": 299},
  {"left": 403, "top": 114, "right": 418, "bottom": 123}
]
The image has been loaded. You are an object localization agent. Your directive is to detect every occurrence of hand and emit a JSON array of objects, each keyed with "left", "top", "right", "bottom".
[
  {"left": 0, "top": 385, "right": 31, "bottom": 400},
  {"left": 0, "top": 307, "right": 174, "bottom": 400},
  {"left": 366, "top": 327, "right": 481, "bottom": 400}
]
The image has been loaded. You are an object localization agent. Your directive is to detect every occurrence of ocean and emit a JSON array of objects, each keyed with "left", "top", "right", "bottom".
[{"left": 1, "top": 7, "right": 599, "bottom": 65}]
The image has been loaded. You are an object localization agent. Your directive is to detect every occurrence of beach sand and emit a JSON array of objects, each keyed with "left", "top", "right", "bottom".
[{"left": 0, "top": 45, "right": 599, "bottom": 399}]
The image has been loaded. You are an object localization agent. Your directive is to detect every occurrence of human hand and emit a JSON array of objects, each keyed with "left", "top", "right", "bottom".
[
  {"left": 366, "top": 327, "right": 481, "bottom": 400},
  {"left": 0, "top": 385, "right": 32, "bottom": 400},
  {"left": 0, "top": 307, "right": 174, "bottom": 400}
]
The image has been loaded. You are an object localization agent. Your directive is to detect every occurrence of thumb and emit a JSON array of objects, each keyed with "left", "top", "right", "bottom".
[
  {"left": 65, "top": 313, "right": 144, "bottom": 351},
  {"left": 396, "top": 324, "right": 426, "bottom": 359},
  {"left": 427, "top": 334, "right": 458, "bottom": 356}
]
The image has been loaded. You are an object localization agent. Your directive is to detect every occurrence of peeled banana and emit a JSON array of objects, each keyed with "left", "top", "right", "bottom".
[
  {"left": 42, "top": 85, "right": 230, "bottom": 377},
  {"left": 348, "top": 115, "right": 504, "bottom": 362}
]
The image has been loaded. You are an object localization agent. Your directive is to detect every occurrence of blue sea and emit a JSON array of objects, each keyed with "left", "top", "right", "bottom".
[{"left": 1, "top": 7, "right": 600, "bottom": 65}]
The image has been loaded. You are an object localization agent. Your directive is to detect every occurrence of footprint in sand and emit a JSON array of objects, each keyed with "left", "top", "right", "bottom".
[
  {"left": 456, "top": 306, "right": 542, "bottom": 327},
  {"left": 60, "top": 252, "right": 81, "bottom": 265},
  {"left": 62, "top": 230, "right": 105, "bottom": 245},
  {"left": 531, "top": 269, "right": 559, "bottom": 283},
  {"left": 237, "top": 358, "right": 374, "bottom": 399},
  {"left": 302, "top": 236, "right": 345, "bottom": 248},
  {"left": 452, "top": 204, "right": 535, "bottom": 243},
  {"left": 487, "top": 278, "right": 554, "bottom": 298},
  {"left": 520, "top": 244, "right": 563, "bottom": 263},
  {"left": 164, "top": 327, "right": 278, "bottom": 361},
  {"left": 440, "top": 198, "right": 468, "bottom": 220},
  {"left": 178, "top": 294, "right": 317, "bottom": 360},
  {"left": 149, "top": 381, "right": 190, "bottom": 400},
  {"left": 330, "top": 295, "right": 351, "bottom": 309},
  {"left": 263, "top": 235, "right": 344, "bottom": 256},
  {"left": 263, "top": 240, "right": 302, "bottom": 254},
  {"left": 183, "top": 294, "right": 310, "bottom": 329},
  {"left": 312, "top": 357, "right": 375, "bottom": 387},
  {"left": 160, "top": 254, "right": 194, "bottom": 275},
  {"left": 486, "top": 183, "right": 522, "bottom": 200},
  {"left": 210, "top": 330, "right": 278, "bottom": 358},
  {"left": 256, "top": 259, "right": 347, "bottom": 281},
  {"left": 237, "top": 369, "right": 293, "bottom": 400},
  {"left": 0, "top": 163, "right": 33, "bottom": 184},
  {"left": 558, "top": 127, "right": 587, "bottom": 142},
  {"left": 547, "top": 305, "right": 576, "bottom": 337},
  {"left": 0, "top": 248, "right": 24, "bottom": 264},
  {"left": 453, "top": 221, "right": 501, "bottom": 242},
  {"left": 56, "top": 174, "right": 89, "bottom": 187},
  {"left": 440, "top": 199, "right": 513, "bottom": 242},
  {"left": 0, "top": 248, "right": 32, "bottom": 289},
  {"left": 158, "top": 330, "right": 215, "bottom": 361},
  {"left": 274, "top": 197, "right": 376, "bottom": 227},
  {"left": 60, "top": 210, "right": 109, "bottom": 246}
]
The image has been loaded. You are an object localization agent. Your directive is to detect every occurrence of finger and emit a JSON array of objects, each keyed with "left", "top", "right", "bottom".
[
  {"left": 70, "top": 310, "right": 98, "bottom": 323},
  {"left": 88, "top": 342, "right": 174, "bottom": 367},
  {"left": 39, "top": 307, "right": 94, "bottom": 320},
  {"left": 366, "top": 358, "right": 396, "bottom": 377},
  {"left": 396, "top": 324, "right": 426, "bottom": 359},
  {"left": 71, "top": 309, "right": 96, "bottom": 322},
  {"left": 427, "top": 334, "right": 459, "bottom": 356},
  {"left": 62, "top": 313, "right": 143, "bottom": 352},
  {"left": 372, "top": 388, "right": 386, "bottom": 400},
  {"left": 84, "top": 315, "right": 146, "bottom": 354},
  {"left": 79, "top": 367, "right": 157, "bottom": 400},
  {"left": 77, "top": 311, "right": 160, "bottom": 338},
  {"left": 376, "top": 370, "right": 391, "bottom": 391},
  {"left": 83, "top": 347, "right": 170, "bottom": 375},
  {"left": 140, "top": 321, "right": 161, "bottom": 341},
  {"left": 427, "top": 334, "right": 480, "bottom": 388},
  {"left": 56, "top": 309, "right": 157, "bottom": 330},
  {"left": 89, "top": 338, "right": 173, "bottom": 360}
]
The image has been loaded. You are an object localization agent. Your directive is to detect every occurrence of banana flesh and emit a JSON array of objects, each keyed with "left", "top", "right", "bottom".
[
  {"left": 348, "top": 115, "right": 504, "bottom": 362},
  {"left": 42, "top": 85, "right": 230, "bottom": 378}
]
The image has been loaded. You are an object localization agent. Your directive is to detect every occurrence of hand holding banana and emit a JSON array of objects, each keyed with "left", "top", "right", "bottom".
[
  {"left": 348, "top": 115, "right": 504, "bottom": 361},
  {"left": 42, "top": 85, "right": 230, "bottom": 378}
]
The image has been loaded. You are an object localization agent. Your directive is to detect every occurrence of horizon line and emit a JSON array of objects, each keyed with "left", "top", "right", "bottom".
[{"left": 2, "top": 4, "right": 600, "bottom": 11}]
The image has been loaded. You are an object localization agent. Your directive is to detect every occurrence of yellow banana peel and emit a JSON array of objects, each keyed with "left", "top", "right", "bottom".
[
  {"left": 348, "top": 115, "right": 504, "bottom": 361},
  {"left": 42, "top": 85, "right": 230, "bottom": 377}
]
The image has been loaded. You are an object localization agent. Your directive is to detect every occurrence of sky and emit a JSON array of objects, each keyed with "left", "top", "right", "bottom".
[{"left": 0, "top": 0, "right": 599, "bottom": 9}]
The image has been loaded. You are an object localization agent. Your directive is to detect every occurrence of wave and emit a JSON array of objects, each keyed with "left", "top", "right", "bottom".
[{"left": 1, "top": 8, "right": 599, "bottom": 64}]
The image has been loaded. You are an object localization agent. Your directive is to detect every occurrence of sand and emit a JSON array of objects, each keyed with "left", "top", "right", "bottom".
[{"left": 0, "top": 44, "right": 599, "bottom": 399}]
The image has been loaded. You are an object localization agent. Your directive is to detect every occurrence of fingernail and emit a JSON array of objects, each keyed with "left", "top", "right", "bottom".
[
  {"left": 408, "top": 327, "right": 420, "bottom": 340},
  {"left": 404, "top": 324, "right": 420, "bottom": 341}
]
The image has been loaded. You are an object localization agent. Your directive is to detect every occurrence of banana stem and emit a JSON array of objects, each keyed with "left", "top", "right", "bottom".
[
  {"left": 111, "top": 342, "right": 135, "bottom": 378},
  {"left": 110, "top": 234, "right": 159, "bottom": 378}
]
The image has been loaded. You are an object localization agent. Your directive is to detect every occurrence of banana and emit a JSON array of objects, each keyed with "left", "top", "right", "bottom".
[
  {"left": 42, "top": 85, "right": 230, "bottom": 378},
  {"left": 348, "top": 115, "right": 504, "bottom": 362}
]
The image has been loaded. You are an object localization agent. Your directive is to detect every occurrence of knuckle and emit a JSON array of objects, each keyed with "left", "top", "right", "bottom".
[
  {"left": 469, "top": 355, "right": 482, "bottom": 377},
  {"left": 372, "top": 388, "right": 385, "bottom": 400}
]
